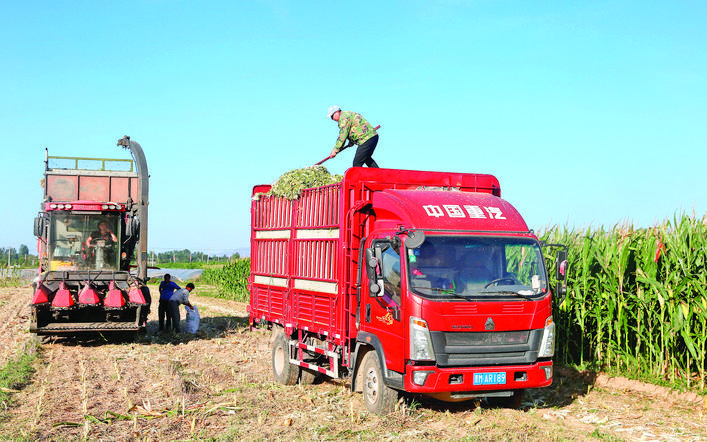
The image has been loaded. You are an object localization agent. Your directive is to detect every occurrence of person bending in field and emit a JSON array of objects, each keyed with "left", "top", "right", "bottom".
[
  {"left": 169, "top": 283, "right": 194, "bottom": 333},
  {"left": 158, "top": 274, "right": 180, "bottom": 332},
  {"left": 327, "top": 105, "right": 379, "bottom": 167}
]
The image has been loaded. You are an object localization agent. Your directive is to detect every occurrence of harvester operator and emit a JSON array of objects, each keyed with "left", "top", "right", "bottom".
[
  {"left": 327, "top": 105, "right": 379, "bottom": 168},
  {"left": 86, "top": 221, "right": 117, "bottom": 247},
  {"left": 86, "top": 221, "right": 118, "bottom": 266}
]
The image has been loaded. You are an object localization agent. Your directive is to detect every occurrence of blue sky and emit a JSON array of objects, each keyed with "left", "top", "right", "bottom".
[{"left": 1, "top": 1, "right": 705, "bottom": 257}]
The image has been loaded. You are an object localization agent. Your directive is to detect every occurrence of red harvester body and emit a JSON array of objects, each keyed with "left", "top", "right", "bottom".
[{"left": 31, "top": 137, "right": 151, "bottom": 337}]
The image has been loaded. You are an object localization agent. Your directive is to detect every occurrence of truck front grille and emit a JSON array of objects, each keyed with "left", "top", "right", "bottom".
[{"left": 430, "top": 329, "right": 543, "bottom": 367}]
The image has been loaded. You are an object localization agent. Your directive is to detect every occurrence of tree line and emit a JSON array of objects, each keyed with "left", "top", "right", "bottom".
[
  {"left": 0, "top": 245, "right": 240, "bottom": 268},
  {"left": 148, "top": 249, "right": 241, "bottom": 265},
  {"left": 1, "top": 245, "right": 33, "bottom": 267}
]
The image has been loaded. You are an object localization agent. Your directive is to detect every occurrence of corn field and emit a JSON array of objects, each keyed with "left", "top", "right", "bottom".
[
  {"left": 540, "top": 213, "right": 707, "bottom": 391},
  {"left": 200, "top": 259, "right": 250, "bottom": 302},
  {"left": 206, "top": 215, "right": 706, "bottom": 391}
]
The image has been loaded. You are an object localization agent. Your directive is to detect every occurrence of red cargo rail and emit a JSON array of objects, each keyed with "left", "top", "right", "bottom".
[{"left": 249, "top": 168, "right": 502, "bottom": 342}]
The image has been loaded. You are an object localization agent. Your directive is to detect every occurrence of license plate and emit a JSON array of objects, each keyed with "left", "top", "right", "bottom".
[{"left": 473, "top": 372, "right": 507, "bottom": 385}]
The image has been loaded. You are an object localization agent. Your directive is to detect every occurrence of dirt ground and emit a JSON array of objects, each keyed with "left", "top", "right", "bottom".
[{"left": 0, "top": 285, "right": 706, "bottom": 441}]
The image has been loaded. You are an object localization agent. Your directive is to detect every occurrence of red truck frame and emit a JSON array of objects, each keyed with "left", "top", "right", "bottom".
[{"left": 248, "top": 168, "right": 567, "bottom": 414}]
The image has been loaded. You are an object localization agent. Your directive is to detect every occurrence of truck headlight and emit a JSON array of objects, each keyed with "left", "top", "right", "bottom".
[
  {"left": 538, "top": 316, "right": 555, "bottom": 358},
  {"left": 410, "top": 317, "right": 435, "bottom": 361}
]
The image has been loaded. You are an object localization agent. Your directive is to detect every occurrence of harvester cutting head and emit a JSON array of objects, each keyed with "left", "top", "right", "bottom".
[
  {"left": 127, "top": 282, "right": 146, "bottom": 305},
  {"left": 78, "top": 282, "right": 100, "bottom": 305},
  {"left": 32, "top": 283, "right": 52, "bottom": 305},
  {"left": 104, "top": 281, "right": 126, "bottom": 309},
  {"left": 51, "top": 281, "right": 75, "bottom": 308}
]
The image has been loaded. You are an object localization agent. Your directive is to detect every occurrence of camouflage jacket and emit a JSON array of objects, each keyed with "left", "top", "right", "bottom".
[{"left": 334, "top": 111, "right": 377, "bottom": 152}]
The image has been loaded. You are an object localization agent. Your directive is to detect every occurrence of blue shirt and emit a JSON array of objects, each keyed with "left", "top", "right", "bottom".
[{"left": 159, "top": 280, "right": 181, "bottom": 301}]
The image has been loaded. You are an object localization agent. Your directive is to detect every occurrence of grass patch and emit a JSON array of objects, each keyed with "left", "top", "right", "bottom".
[
  {"left": 0, "top": 341, "right": 40, "bottom": 410},
  {"left": 0, "top": 276, "right": 24, "bottom": 288}
]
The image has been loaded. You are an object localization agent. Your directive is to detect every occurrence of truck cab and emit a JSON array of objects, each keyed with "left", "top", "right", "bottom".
[{"left": 358, "top": 187, "right": 557, "bottom": 407}]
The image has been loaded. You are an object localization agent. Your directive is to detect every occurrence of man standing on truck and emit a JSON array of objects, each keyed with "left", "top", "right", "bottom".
[{"left": 327, "top": 105, "right": 379, "bottom": 168}]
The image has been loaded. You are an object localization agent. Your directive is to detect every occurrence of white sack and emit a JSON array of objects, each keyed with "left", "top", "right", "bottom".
[{"left": 184, "top": 305, "right": 200, "bottom": 334}]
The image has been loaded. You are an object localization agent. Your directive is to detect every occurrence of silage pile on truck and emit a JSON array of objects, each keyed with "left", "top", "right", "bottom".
[
  {"left": 264, "top": 165, "right": 342, "bottom": 199},
  {"left": 248, "top": 167, "right": 568, "bottom": 414}
]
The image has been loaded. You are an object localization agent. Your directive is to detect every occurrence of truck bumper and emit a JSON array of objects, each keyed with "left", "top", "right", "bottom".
[
  {"left": 30, "top": 322, "right": 144, "bottom": 335},
  {"left": 403, "top": 361, "right": 553, "bottom": 401},
  {"left": 30, "top": 304, "right": 146, "bottom": 335}
]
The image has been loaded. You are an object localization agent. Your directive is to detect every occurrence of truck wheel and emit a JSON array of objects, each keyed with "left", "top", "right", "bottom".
[
  {"left": 361, "top": 351, "right": 398, "bottom": 415},
  {"left": 272, "top": 333, "right": 299, "bottom": 385}
]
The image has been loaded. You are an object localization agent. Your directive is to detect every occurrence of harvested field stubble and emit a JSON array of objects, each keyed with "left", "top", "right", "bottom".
[{"left": 0, "top": 286, "right": 705, "bottom": 441}]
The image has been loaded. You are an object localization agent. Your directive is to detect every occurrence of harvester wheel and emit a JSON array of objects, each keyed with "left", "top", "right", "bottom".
[
  {"left": 361, "top": 351, "right": 398, "bottom": 415},
  {"left": 272, "top": 332, "right": 299, "bottom": 385}
]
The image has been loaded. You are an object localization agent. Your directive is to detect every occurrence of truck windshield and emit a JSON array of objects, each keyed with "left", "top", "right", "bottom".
[
  {"left": 407, "top": 235, "right": 548, "bottom": 301},
  {"left": 48, "top": 213, "right": 121, "bottom": 271}
]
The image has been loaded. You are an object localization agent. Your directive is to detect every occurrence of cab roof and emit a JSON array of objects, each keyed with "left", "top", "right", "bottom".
[{"left": 371, "top": 188, "right": 529, "bottom": 233}]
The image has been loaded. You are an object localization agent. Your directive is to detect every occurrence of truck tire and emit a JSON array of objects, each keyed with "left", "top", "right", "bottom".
[
  {"left": 361, "top": 351, "right": 398, "bottom": 415},
  {"left": 272, "top": 332, "right": 299, "bottom": 385}
]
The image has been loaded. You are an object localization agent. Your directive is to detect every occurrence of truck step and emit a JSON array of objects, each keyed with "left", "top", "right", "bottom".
[
  {"left": 290, "top": 359, "right": 338, "bottom": 379},
  {"left": 289, "top": 340, "right": 340, "bottom": 379}
]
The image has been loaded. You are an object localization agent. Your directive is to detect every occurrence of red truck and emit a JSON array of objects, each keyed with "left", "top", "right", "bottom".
[
  {"left": 248, "top": 168, "right": 567, "bottom": 414},
  {"left": 31, "top": 136, "right": 151, "bottom": 337}
]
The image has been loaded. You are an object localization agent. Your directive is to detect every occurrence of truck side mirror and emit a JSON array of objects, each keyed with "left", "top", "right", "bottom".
[
  {"left": 405, "top": 230, "right": 425, "bottom": 249},
  {"left": 365, "top": 247, "right": 384, "bottom": 297},
  {"left": 126, "top": 217, "right": 139, "bottom": 237},
  {"left": 34, "top": 217, "right": 46, "bottom": 237},
  {"left": 555, "top": 249, "right": 568, "bottom": 280},
  {"left": 555, "top": 249, "right": 568, "bottom": 305}
]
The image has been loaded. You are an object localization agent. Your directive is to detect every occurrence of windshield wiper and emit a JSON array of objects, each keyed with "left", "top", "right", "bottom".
[
  {"left": 479, "top": 290, "right": 534, "bottom": 301},
  {"left": 422, "top": 287, "right": 474, "bottom": 302}
]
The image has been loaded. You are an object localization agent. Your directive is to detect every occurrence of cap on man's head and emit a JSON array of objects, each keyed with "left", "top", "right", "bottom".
[{"left": 327, "top": 105, "right": 341, "bottom": 119}]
